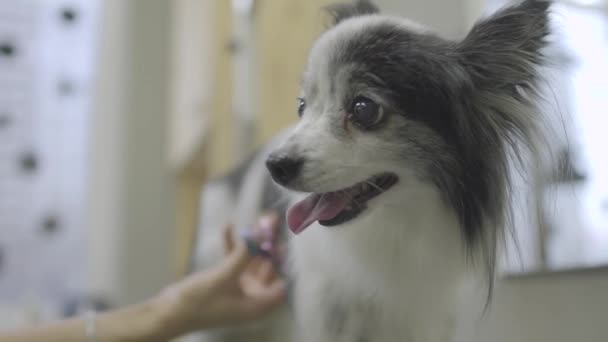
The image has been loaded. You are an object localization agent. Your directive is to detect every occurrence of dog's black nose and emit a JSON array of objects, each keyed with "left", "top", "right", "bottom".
[{"left": 266, "top": 154, "right": 303, "bottom": 185}]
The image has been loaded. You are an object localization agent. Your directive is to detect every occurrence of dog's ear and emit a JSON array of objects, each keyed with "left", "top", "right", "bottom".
[
  {"left": 325, "top": 0, "right": 379, "bottom": 26},
  {"left": 457, "top": 0, "right": 551, "bottom": 92}
]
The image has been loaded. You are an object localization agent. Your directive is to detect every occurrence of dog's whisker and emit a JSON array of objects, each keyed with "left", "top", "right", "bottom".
[
  {"left": 338, "top": 189, "right": 363, "bottom": 207},
  {"left": 365, "top": 180, "right": 385, "bottom": 192}
]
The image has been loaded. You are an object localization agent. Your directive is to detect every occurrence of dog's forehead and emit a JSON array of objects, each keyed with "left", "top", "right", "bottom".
[
  {"left": 303, "top": 16, "right": 432, "bottom": 90},
  {"left": 302, "top": 15, "right": 450, "bottom": 101}
]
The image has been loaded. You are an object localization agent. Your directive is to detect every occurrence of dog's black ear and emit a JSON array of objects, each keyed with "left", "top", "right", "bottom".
[
  {"left": 457, "top": 0, "right": 551, "bottom": 92},
  {"left": 325, "top": 0, "right": 379, "bottom": 26}
]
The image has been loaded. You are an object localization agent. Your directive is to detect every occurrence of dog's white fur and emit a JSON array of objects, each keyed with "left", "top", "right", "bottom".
[{"left": 289, "top": 187, "right": 472, "bottom": 341}]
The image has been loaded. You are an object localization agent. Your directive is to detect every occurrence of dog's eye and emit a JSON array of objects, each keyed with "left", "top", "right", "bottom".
[
  {"left": 297, "top": 97, "right": 306, "bottom": 118},
  {"left": 349, "top": 96, "right": 384, "bottom": 129}
]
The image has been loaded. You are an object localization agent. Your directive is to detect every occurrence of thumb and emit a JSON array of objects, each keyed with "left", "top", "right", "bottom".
[{"left": 220, "top": 225, "right": 252, "bottom": 279}]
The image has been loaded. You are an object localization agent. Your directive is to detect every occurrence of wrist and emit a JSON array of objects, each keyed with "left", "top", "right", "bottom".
[
  {"left": 144, "top": 295, "right": 181, "bottom": 341},
  {"left": 93, "top": 300, "right": 169, "bottom": 342},
  {"left": 149, "top": 285, "right": 200, "bottom": 340}
]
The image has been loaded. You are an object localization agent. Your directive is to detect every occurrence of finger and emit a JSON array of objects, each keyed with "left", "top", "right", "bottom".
[
  {"left": 220, "top": 227, "right": 252, "bottom": 279},
  {"left": 240, "top": 257, "right": 269, "bottom": 291},
  {"left": 223, "top": 224, "right": 236, "bottom": 256},
  {"left": 245, "top": 257, "right": 264, "bottom": 276},
  {"left": 276, "top": 243, "right": 288, "bottom": 261},
  {"left": 257, "top": 260, "right": 276, "bottom": 285}
]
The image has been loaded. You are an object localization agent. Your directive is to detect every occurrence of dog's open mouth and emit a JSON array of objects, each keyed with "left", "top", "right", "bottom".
[{"left": 286, "top": 173, "right": 398, "bottom": 234}]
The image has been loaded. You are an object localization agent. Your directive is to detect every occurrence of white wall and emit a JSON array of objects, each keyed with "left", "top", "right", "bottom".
[{"left": 88, "top": 0, "right": 175, "bottom": 306}]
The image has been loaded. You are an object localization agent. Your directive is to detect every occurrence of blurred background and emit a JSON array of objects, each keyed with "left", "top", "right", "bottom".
[{"left": 0, "top": 0, "right": 606, "bottom": 341}]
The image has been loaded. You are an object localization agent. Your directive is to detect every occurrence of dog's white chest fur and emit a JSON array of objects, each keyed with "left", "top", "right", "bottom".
[{"left": 290, "top": 181, "right": 471, "bottom": 342}]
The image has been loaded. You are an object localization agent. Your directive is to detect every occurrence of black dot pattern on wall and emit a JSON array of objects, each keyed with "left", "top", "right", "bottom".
[
  {"left": 41, "top": 215, "right": 62, "bottom": 235},
  {"left": 0, "top": 245, "right": 4, "bottom": 275},
  {"left": 0, "top": 113, "right": 11, "bottom": 129},
  {"left": 60, "top": 7, "right": 78, "bottom": 24},
  {"left": 58, "top": 80, "right": 75, "bottom": 96},
  {"left": 0, "top": 42, "right": 15, "bottom": 57},
  {"left": 62, "top": 296, "right": 112, "bottom": 318},
  {"left": 20, "top": 152, "right": 38, "bottom": 173}
]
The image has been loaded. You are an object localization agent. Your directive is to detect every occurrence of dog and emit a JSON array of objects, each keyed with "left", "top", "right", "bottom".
[{"left": 190, "top": 1, "right": 558, "bottom": 341}]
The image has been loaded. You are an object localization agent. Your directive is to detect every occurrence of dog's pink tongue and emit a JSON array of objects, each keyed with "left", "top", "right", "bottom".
[{"left": 287, "top": 192, "right": 349, "bottom": 234}]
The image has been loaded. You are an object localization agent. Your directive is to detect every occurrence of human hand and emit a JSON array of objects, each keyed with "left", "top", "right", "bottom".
[{"left": 157, "top": 213, "right": 286, "bottom": 336}]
